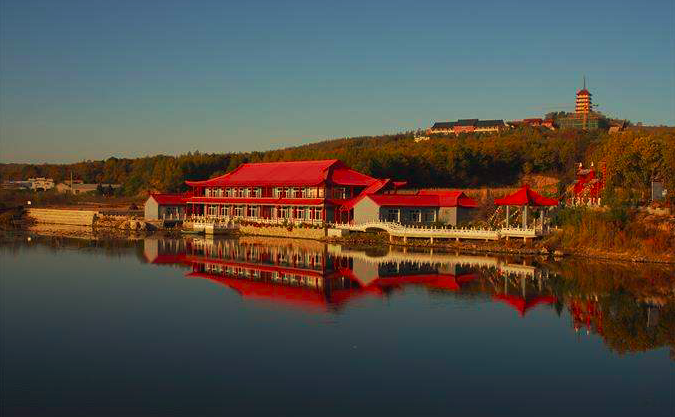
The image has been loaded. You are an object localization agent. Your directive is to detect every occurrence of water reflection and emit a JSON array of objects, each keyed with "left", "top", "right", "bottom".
[
  {"left": 140, "top": 235, "right": 674, "bottom": 358},
  {"left": 3, "top": 232, "right": 673, "bottom": 416}
]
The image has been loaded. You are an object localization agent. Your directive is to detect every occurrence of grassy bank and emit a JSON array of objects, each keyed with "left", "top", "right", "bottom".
[{"left": 545, "top": 207, "right": 674, "bottom": 262}]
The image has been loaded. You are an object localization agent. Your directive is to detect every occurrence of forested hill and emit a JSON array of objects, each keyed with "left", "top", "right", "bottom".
[{"left": 2, "top": 127, "right": 674, "bottom": 200}]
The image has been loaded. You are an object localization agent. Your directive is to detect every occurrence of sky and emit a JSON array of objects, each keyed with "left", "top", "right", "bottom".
[{"left": 0, "top": 0, "right": 673, "bottom": 164}]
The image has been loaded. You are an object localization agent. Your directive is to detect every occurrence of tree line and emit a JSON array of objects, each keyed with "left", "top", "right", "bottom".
[{"left": 1, "top": 127, "right": 673, "bottom": 202}]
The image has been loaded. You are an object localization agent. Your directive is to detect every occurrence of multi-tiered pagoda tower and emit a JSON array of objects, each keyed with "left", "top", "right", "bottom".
[
  {"left": 558, "top": 77, "right": 606, "bottom": 130},
  {"left": 575, "top": 77, "right": 593, "bottom": 115}
]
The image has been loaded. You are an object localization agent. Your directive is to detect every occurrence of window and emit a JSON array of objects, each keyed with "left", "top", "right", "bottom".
[
  {"left": 332, "top": 187, "right": 348, "bottom": 199},
  {"left": 297, "top": 207, "right": 304, "bottom": 220},
  {"left": 318, "top": 188, "right": 325, "bottom": 198},
  {"left": 273, "top": 187, "right": 282, "bottom": 198},
  {"left": 253, "top": 187, "right": 261, "bottom": 197},
  {"left": 234, "top": 206, "right": 244, "bottom": 217},
  {"left": 385, "top": 209, "right": 399, "bottom": 222},
  {"left": 408, "top": 209, "right": 421, "bottom": 223},
  {"left": 312, "top": 207, "right": 322, "bottom": 221}
]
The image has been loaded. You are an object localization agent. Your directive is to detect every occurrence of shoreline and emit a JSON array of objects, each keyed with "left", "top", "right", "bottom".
[
  {"left": 322, "top": 233, "right": 675, "bottom": 265},
  {"left": 4, "top": 222, "right": 673, "bottom": 265}
]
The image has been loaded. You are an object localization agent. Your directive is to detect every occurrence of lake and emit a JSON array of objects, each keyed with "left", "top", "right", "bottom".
[{"left": 1, "top": 233, "right": 673, "bottom": 416}]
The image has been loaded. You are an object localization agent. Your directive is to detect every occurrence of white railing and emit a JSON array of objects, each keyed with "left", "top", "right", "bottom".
[
  {"left": 334, "top": 221, "right": 544, "bottom": 240},
  {"left": 162, "top": 213, "right": 186, "bottom": 221}
]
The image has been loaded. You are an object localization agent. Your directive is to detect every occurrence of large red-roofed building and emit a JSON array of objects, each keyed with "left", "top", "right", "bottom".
[{"left": 157, "top": 159, "right": 480, "bottom": 226}]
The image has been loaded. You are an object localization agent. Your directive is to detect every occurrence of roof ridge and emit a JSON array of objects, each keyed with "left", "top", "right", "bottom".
[{"left": 242, "top": 159, "right": 340, "bottom": 166}]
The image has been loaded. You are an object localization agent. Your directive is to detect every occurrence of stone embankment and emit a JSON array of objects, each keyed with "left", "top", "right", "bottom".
[
  {"left": 95, "top": 215, "right": 149, "bottom": 231},
  {"left": 27, "top": 208, "right": 97, "bottom": 226},
  {"left": 25, "top": 208, "right": 151, "bottom": 231},
  {"left": 238, "top": 224, "right": 326, "bottom": 240}
]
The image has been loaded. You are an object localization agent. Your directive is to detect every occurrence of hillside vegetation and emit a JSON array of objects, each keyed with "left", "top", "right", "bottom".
[{"left": 1, "top": 127, "right": 673, "bottom": 205}]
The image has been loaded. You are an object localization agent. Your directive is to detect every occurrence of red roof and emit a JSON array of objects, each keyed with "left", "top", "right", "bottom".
[
  {"left": 577, "top": 89, "right": 591, "bottom": 96},
  {"left": 339, "top": 179, "right": 392, "bottom": 210},
  {"left": 368, "top": 194, "right": 440, "bottom": 207},
  {"left": 367, "top": 191, "right": 479, "bottom": 208},
  {"left": 330, "top": 166, "right": 379, "bottom": 186},
  {"left": 185, "top": 159, "right": 376, "bottom": 187},
  {"left": 418, "top": 190, "right": 480, "bottom": 208},
  {"left": 149, "top": 193, "right": 188, "bottom": 205},
  {"left": 493, "top": 185, "right": 558, "bottom": 207},
  {"left": 371, "top": 273, "right": 478, "bottom": 291},
  {"left": 494, "top": 294, "right": 556, "bottom": 316},
  {"left": 148, "top": 253, "right": 187, "bottom": 264}
]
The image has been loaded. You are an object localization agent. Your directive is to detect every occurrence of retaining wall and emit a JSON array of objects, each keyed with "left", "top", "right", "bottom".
[
  {"left": 239, "top": 224, "right": 326, "bottom": 240},
  {"left": 27, "top": 208, "right": 98, "bottom": 226}
]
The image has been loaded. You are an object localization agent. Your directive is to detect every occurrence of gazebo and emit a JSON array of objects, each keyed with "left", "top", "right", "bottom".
[{"left": 494, "top": 184, "right": 558, "bottom": 229}]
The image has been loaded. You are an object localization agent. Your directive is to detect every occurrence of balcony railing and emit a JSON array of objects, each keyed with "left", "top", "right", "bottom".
[{"left": 190, "top": 214, "right": 325, "bottom": 226}]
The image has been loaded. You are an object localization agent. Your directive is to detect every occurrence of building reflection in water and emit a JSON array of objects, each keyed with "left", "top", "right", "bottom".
[
  {"left": 141, "top": 236, "right": 675, "bottom": 358},
  {"left": 143, "top": 236, "right": 560, "bottom": 315}
]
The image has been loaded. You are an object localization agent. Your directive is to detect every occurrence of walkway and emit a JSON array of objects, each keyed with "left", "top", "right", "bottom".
[{"left": 336, "top": 221, "right": 543, "bottom": 242}]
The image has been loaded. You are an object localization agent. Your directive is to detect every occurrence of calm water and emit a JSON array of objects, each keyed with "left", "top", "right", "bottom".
[{"left": 1, "top": 233, "right": 673, "bottom": 417}]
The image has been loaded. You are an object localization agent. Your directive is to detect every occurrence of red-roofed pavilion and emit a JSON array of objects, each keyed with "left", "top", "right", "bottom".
[{"left": 494, "top": 185, "right": 558, "bottom": 229}]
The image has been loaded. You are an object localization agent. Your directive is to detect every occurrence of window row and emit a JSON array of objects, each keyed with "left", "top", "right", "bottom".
[{"left": 203, "top": 187, "right": 326, "bottom": 198}]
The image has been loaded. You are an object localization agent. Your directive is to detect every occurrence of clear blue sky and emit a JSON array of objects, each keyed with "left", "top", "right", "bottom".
[{"left": 1, "top": 0, "right": 673, "bottom": 163}]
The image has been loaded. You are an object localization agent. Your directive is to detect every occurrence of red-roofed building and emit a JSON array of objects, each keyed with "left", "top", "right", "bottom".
[
  {"left": 145, "top": 193, "right": 190, "bottom": 221},
  {"left": 350, "top": 190, "right": 479, "bottom": 225},
  {"left": 181, "top": 159, "right": 479, "bottom": 226}
]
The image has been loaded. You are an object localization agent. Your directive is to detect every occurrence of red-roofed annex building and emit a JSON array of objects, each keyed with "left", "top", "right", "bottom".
[
  {"left": 165, "top": 159, "right": 479, "bottom": 226},
  {"left": 145, "top": 193, "right": 191, "bottom": 220}
]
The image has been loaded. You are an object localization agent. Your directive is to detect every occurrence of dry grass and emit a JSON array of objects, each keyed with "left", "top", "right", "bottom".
[{"left": 547, "top": 207, "right": 675, "bottom": 259}]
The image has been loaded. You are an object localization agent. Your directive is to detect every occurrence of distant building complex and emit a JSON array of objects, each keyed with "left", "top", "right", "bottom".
[
  {"left": 427, "top": 78, "right": 611, "bottom": 135},
  {"left": 428, "top": 119, "right": 507, "bottom": 135}
]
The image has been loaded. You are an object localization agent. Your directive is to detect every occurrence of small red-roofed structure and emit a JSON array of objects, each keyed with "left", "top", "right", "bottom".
[
  {"left": 350, "top": 190, "right": 479, "bottom": 226},
  {"left": 494, "top": 185, "right": 558, "bottom": 207},
  {"left": 494, "top": 185, "right": 558, "bottom": 230},
  {"left": 145, "top": 193, "right": 190, "bottom": 221}
]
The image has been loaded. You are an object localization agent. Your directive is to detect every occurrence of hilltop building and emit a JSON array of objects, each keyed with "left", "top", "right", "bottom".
[
  {"left": 558, "top": 78, "right": 608, "bottom": 130},
  {"left": 428, "top": 119, "right": 507, "bottom": 135},
  {"left": 508, "top": 118, "right": 556, "bottom": 130},
  {"left": 176, "top": 160, "right": 478, "bottom": 226}
]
